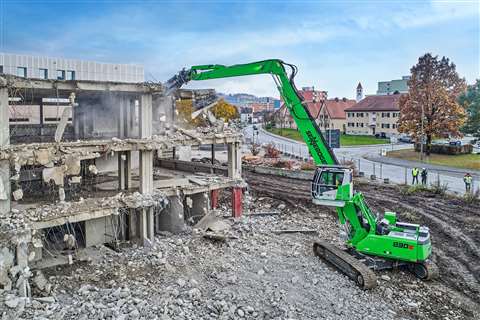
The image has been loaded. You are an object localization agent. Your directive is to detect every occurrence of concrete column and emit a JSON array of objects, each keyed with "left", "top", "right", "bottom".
[
  {"left": 128, "top": 209, "right": 137, "bottom": 240},
  {"left": 232, "top": 187, "right": 243, "bottom": 218},
  {"left": 118, "top": 96, "right": 126, "bottom": 138},
  {"left": 117, "top": 94, "right": 132, "bottom": 138},
  {"left": 139, "top": 94, "right": 154, "bottom": 242},
  {"left": 16, "top": 242, "right": 30, "bottom": 297},
  {"left": 39, "top": 101, "right": 44, "bottom": 126},
  {"left": 118, "top": 151, "right": 132, "bottom": 190},
  {"left": 210, "top": 189, "right": 219, "bottom": 209},
  {"left": 227, "top": 142, "right": 242, "bottom": 179},
  {"left": 0, "top": 87, "right": 10, "bottom": 214}
]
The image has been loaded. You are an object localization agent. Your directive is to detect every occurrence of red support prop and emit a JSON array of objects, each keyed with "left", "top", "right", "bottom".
[
  {"left": 232, "top": 187, "right": 243, "bottom": 218},
  {"left": 210, "top": 189, "right": 219, "bottom": 209}
]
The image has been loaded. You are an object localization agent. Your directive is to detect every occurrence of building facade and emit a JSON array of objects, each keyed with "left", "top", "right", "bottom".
[
  {"left": 2, "top": 53, "right": 145, "bottom": 127},
  {"left": 318, "top": 97, "right": 356, "bottom": 133},
  {"left": 345, "top": 94, "right": 402, "bottom": 137},
  {"left": 377, "top": 76, "right": 410, "bottom": 95},
  {"left": 0, "top": 53, "right": 144, "bottom": 82},
  {"left": 274, "top": 87, "right": 327, "bottom": 129}
]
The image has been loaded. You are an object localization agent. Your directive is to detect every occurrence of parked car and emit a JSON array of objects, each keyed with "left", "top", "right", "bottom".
[
  {"left": 398, "top": 135, "right": 413, "bottom": 143},
  {"left": 374, "top": 132, "right": 387, "bottom": 139}
]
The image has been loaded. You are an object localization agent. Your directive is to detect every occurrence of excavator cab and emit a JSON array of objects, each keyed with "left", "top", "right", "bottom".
[{"left": 311, "top": 165, "right": 353, "bottom": 207}]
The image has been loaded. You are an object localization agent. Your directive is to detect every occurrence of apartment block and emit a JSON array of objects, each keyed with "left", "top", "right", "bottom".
[{"left": 345, "top": 94, "right": 401, "bottom": 137}]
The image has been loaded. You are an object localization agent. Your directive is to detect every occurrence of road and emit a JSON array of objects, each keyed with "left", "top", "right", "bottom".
[{"left": 243, "top": 125, "right": 477, "bottom": 195}]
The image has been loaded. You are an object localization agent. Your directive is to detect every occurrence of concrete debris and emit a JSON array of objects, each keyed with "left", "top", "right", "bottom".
[
  {"left": 42, "top": 166, "right": 65, "bottom": 186},
  {"left": 54, "top": 106, "right": 72, "bottom": 143},
  {"left": 194, "top": 213, "right": 230, "bottom": 234},
  {"left": 12, "top": 188, "right": 23, "bottom": 201},
  {"left": 63, "top": 234, "right": 77, "bottom": 250},
  {"left": 0, "top": 193, "right": 474, "bottom": 319},
  {"left": 58, "top": 186, "right": 66, "bottom": 202},
  {"left": 35, "top": 296, "right": 55, "bottom": 303},
  {"left": 69, "top": 176, "right": 82, "bottom": 184},
  {"left": 0, "top": 178, "right": 7, "bottom": 200},
  {"left": 64, "top": 155, "right": 81, "bottom": 175},
  {"left": 0, "top": 247, "right": 14, "bottom": 290},
  {"left": 88, "top": 164, "right": 98, "bottom": 175},
  {"left": 32, "top": 271, "right": 52, "bottom": 294},
  {"left": 271, "top": 228, "right": 318, "bottom": 235},
  {"left": 33, "top": 149, "right": 53, "bottom": 166},
  {"left": 118, "top": 191, "right": 169, "bottom": 209}
]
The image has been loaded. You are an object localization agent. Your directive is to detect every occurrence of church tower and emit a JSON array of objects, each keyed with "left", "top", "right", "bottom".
[{"left": 356, "top": 82, "right": 363, "bottom": 102}]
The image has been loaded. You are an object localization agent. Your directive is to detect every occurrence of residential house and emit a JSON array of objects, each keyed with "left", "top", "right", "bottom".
[
  {"left": 273, "top": 87, "right": 327, "bottom": 129},
  {"left": 318, "top": 97, "right": 356, "bottom": 133},
  {"left": 344, "top": 94, "right": 402, "bottom": 137}
]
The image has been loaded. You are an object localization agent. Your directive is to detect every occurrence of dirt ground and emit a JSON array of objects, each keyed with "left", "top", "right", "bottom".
[
  {"left": 245, "top": 170, "right": 480, "bottom": 319},
  {"left": 1, "top": 169, "right": 479, "bottom": 319}
]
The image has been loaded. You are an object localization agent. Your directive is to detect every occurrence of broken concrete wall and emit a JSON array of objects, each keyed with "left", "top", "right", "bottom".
[
  {"left": 153, "top": 95, "right": 174, "bottom": 135},
  {"left": 185, "top": 192, "right": 209, "bottom": 223},
  {"left": 156, "top": 194, "right": 185, "bottom": 234},
  {"left": 84, "top": 216, "right": 117, "bottom": 247},
  {"left": 75, "top": 93, "right": 140, "bottom": 140},
  {"left": 95, "top": 151, "right": 140, "bottom": 172}
]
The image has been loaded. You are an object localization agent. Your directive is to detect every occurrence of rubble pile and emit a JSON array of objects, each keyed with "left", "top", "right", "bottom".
[
  {"left": 0, "top": 194, "right": 472, "bottom": 320},
  {"left": 242, "top": 155, "right": 310, "bottom": 171}
]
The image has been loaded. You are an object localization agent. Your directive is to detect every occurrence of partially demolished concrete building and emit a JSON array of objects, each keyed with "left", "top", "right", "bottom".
[{"left": 0, "top": 75, "right": 243, "bottom": 296}]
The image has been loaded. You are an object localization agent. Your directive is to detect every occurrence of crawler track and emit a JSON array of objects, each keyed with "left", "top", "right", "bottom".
[{"left": 313, "top": 240, "right": 377, "bottom": 289}]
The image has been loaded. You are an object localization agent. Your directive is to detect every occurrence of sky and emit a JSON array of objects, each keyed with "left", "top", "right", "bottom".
[{"left": 0, "top": 0, "right": 479, "bottom": 99}]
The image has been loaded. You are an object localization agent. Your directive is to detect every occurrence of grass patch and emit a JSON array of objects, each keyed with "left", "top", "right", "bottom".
[
  {"left": 387, "top": 149, "right": 480, "bottom": 170},
  {"left": 267, "top": 128, "right": 390, "bottom": 146}
]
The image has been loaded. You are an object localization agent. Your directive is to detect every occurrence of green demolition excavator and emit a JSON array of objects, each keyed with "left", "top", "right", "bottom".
[{"left": 165, "top": 59, "right": 437, "bottom": 289}]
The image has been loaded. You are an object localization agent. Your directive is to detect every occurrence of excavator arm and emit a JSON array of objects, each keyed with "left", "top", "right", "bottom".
[{"left": 165, "top": 59, "right": 337, "bottom": 165}]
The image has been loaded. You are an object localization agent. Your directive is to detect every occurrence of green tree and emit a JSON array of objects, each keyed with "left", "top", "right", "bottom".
[
  {"left": 398, "top": 53, "right": 467, "bottom": 155},
  {"left": 458, "top": 79, "right": 480, "bottom": 136}
]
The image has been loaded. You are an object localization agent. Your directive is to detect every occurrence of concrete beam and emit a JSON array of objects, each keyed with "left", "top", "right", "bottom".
[
  {"left": 118, "top": 151, "right": 132, "bottom": 190},
  {"left": 0, "top": 74, "right": 164, "bottom": 94}
]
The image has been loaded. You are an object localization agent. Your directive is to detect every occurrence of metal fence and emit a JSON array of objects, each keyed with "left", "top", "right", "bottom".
[{"left": 248, "top": 138, "right": 479, "bottom": 196}]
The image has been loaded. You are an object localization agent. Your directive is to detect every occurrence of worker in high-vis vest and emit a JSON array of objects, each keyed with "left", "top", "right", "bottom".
[
  {"left": 412, "top": 167, "right": 419, "bottom": 185},
  {"left": 464, "top": 173, "right": 473, "bottom": 192}
]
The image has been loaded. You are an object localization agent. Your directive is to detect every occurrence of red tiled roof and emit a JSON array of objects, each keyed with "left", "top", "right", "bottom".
[
  {"left": 345, "top": 94, "right": 402, "bottom": 112},
  {"left": 277, "top": 98, "right": 355, "bottom": 120},
  {"left": 323, "top": 98, "right": 356, "bottom": 119},
  {"left": 276, "top": 101, "right": 323, "bottom": 118}
]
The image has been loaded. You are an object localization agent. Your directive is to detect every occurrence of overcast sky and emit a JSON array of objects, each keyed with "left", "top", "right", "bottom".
[{"left": 1, "top": 0, "right": 478, "bottom": 99}]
